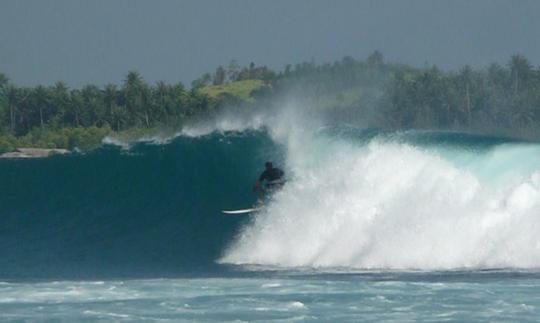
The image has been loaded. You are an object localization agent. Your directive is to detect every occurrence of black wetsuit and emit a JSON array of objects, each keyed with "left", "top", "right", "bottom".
[{"left": 259, "top": 167, "right": 284, "bottom": 189}]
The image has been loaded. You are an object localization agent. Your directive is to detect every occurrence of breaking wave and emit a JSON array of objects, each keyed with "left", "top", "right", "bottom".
[{"left": 2, "top": 104, "right": 540, "bottom": 278}]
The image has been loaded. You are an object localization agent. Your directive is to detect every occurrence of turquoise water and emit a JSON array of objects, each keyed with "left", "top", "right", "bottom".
[{"left": 2, "top": 122, "right": 540, "bottom": 321}]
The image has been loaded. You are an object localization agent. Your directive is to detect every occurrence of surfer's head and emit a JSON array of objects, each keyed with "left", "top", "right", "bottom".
[{"left": 265, "top": 161, "right": 273, "bottom": 170}]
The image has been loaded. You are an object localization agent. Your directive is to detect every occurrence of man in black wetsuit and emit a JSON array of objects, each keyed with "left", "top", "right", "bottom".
[{"left": 253, "top": 161, "right": 285, "bottom": 198}]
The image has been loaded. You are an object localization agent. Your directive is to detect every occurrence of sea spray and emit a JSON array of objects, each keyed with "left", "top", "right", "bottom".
[{"left": 221, "top": 125, "right": 540, "bottom": 269}]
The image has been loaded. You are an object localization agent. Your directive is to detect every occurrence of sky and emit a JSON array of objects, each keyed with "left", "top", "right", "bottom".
[{"left": 1, "top": 0, "right": 539, "bottom": 88}]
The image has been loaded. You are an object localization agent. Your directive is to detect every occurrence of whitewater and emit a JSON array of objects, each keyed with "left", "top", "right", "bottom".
[
  {"left": 222, "top": 130, "right": 540, "bottom": 270},
  {"left": 2, "top": 105, "right": 540, "bottom": 321},
  {"left": 194, "top": 105, "right": 540, "bottom": 271}
]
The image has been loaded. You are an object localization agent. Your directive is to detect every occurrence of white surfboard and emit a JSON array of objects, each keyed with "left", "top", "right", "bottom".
[{"left": 221, "top": 207, "right": 262, "bottom": 215}]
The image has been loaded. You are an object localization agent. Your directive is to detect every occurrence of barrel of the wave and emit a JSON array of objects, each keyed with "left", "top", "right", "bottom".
[{"left": 0, "top": 131, "right": 279, "bottom": 278}]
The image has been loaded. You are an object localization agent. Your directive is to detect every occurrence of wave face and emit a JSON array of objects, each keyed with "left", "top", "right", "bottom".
[
  {"left": 0, "top": 132, "right": 280, "bottom": 278},
  {"left": 2, "top": 122, "right": 540, "bottom": 278}
]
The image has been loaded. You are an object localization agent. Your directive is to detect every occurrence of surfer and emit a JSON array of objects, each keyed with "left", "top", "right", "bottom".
[
  {"left": 253, "top": 161, "right": 285, "bottom": 199},
  {"left": 222, "top": 162, "right": 285, "bottom": 215}
]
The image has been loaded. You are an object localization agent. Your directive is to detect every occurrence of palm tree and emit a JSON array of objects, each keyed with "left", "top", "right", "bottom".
[
  {"left": 69, "top": 89, "right": 83, "bottom": 127},
  {"left": 0, "top": 73, "right": 8, "bottom": 90},
  {"left": 34, "top": 85, "right": 49, "bottom": 127},
  {"left": 81, "top": 84, "right": 103, "bottom": 126},
  {"left": 6, "top": 85, "right": 18, "bottom": 133},
  {"left": 458, "top": 66, "right": 474, "bottom": 127},
  {"left": 213, "top": 66, "right": 226, "bottom": 85},
  {"left": 103, "top": 84, "right": 118, "bottom": 128},
  {"left": 51, "top": 82, "right": 69, "bottom": 128},
  {"left": 511, "top": 106, "right": 535, "bottom": 132},
  {"left": 154, "top": 81, "right": 171, "bottom": 124},
  {"left": 509, "top": 54, "right": 532, "bottom": 95},
  {"left": 123, "top": 71, "right": 146, "bottom": 126},
  {"left": 171, "top": 82, "right": 187, "bottom": 122},
  {"left": 141, "top": 83, "right": 151, "bottom": 127},
  {"left": 15, "top": 87, "right": 33, "bottom": 134}
]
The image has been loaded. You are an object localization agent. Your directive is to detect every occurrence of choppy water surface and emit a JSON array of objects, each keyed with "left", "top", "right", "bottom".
[{"left": 2, "top": 271, "right": 540, "bottom": 322}]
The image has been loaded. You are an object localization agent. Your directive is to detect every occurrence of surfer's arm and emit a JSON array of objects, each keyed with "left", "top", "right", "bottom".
[
  {"left": 253, "top": 180, "right": 262, "bottom": 192},
  {"left": 254, "top": 171, "right": 268, "bottom": 191}
]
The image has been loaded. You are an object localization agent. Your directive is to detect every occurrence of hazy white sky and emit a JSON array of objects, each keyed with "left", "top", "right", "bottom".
[{"left": 1, "top": 0, "right": 539, "bottom": 87}]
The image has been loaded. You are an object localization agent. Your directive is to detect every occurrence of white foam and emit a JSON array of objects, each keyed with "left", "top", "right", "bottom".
[
  {"left": 288, "top": 301, "right": 306, "bottom": 309},
  {"left": 181, "top": 113, "right": 266, "bottom": 137},
  {"left": 102, "top": 136, "right": 131, "bottom": 149},
  {"left": 220, "top": 111, "right": 540, "bottom": 270}
]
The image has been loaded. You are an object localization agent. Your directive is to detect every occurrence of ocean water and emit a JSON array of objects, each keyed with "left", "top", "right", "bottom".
[
  {"left": 2, "top": 111, "right": 540, "bottom": 321},
  {"left": 3, "top": 271, "right": 540, "bottom": 321}
]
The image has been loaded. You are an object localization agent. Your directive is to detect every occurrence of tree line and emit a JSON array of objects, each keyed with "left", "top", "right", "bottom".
[
  {"left": 1, "top": 51, "right": 540, "bottom": 152},
  {"left": 255, "top": 51, "right": 540, "bottom": 138},
  {"left": 380, "top": 54, "right": 540, "bottom": 137},
  {"left": 0, "top": 71, "right": 217, "bottom": 137}
]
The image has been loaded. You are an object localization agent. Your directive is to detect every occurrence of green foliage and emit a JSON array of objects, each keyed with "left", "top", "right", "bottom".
[
  {"left": 1, "top": 52, "right": 540, "bottom": 152},
  {"left": 378, "top": 55, "right": 540, "bottom": 137},
  {"left": 0, "top": 134, "right": 16, "bottom": 153},
  {"left": 1, "top": 125, "right": 112, "bottom": 151},
  {"left": 199, "top": 79, "right": 266, "bottom": 103},
  {"left": 213, "top": 66, "right": 226, "bottom": 85},
  {"left": 0, "top": 70, "right": 214, "bottom": 150}
]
